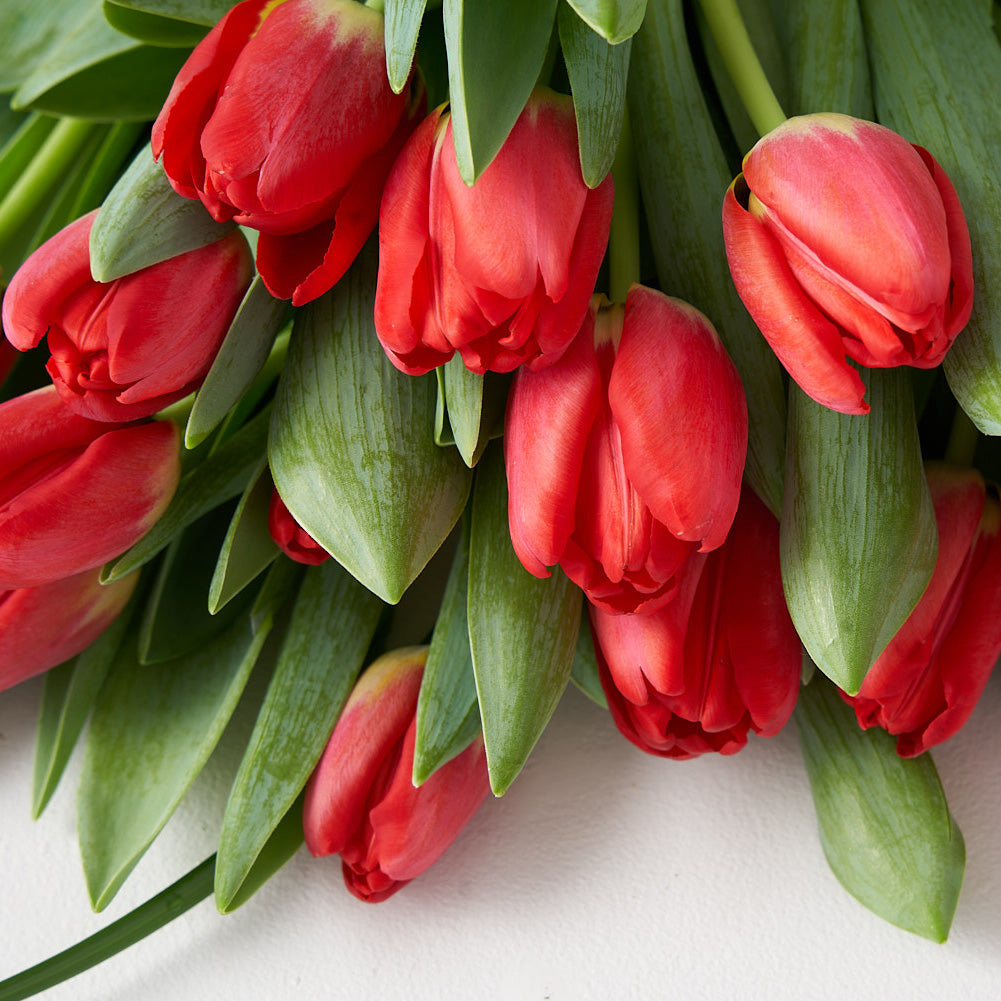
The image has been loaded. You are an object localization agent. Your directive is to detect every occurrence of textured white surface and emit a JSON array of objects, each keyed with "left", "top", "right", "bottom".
[{"left": 2, "top": 670, "right": 1001, "bottom": 1000}]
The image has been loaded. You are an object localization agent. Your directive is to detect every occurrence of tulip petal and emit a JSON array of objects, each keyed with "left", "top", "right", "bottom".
[
  {"left": 724, "top": 181, "right": 869, "bottom": 414},
  {"left": 610, "top": 287, "right": 747, "bottom": 550},
  {"left": 505, "top": 317, "right": 602, "bottom": 577}
]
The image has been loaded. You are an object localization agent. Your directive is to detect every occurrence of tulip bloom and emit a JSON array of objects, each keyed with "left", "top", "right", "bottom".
[
  {"left": 304, "top": 647, "right": 490, "bottom": 903},
  {"left": 0, "top": 386, "right": 180, "bottom": 589},
  {"left": 268, "top": 488, "right": 330, "bottom": 565},
  {"left": 505, "top": 286, "right": 747, "bottom": 615},
  {"left": 0, "top": 567, "right": 137, "bottom": 693},
  {"left": 844, "top": 464, "right": 1001, "bottom": 757},
  {"left": 152, "top": 0, "right": 423, "bottom": 306},
  {"left": 374, "top": 88, "right": 614, "bottom": 375},
  {"left": 591, "top": 486, "right": 801, "bottom": 759},
  {"left": 723, "top": 113, "right": 974, "bottom": 415},
  {"left": 2, "top": 211, "right": 252, "bottom": 422}
]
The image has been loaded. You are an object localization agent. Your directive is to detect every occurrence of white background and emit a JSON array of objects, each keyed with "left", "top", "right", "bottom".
[{"left": 2, "top": 667, "right": 1001, "bottom": 1001}]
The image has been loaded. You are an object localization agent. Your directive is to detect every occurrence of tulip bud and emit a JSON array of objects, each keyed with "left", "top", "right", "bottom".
[
  {"left": 0, "top": 386, "right": 180, "bottom": 589},
  {"left": 303, "top": 647, "right": 490, "bottom": 902},
  {"left": 723, "top": 113, "right": 974, "bottom": 415},
  {"left": 152, "top": 0, "right": 424, "bottom": 306},
  {"left": 590, "top": 485, "right": 801, "bottom": 759},
  {"left": 374, "top": 87, "right": 615, "bottom": 375},
  {"left": 843, "top": 464, "right": 1001, "bottom": 756},
  {"left": 0, "top": 567, "right": 137, "bottom": 693},
  {"left": 2, "top": 211, "right": 253, "bottom": 422},
  {"left": 267, "top": 488, "right": 330, "bottom": 565},
  {"left": 505, "top": 285, "right": 748, "bottom": 615}
]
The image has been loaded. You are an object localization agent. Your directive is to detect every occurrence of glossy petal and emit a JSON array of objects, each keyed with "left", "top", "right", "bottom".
[{"left": 0, "top": 568, "right": 137, "bottom": 693}]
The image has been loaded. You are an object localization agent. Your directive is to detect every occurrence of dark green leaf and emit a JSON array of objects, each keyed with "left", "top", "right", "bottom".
[
  {"left": 250, "top": 557, "right": 305, "bottom": 635},
  {"left": 103, "top": 406, "right": 271, "bottom": 583},
  {"left": 109, "top": 0, "right": 230, "bottom": 26},
  {"left": 859, "top": 0, "right": 1001, "bottom": 433},
  {"left": 781, "top": 371, "right": 936, "bottom": 695},
  {"left": 628, "top": 0, "right": 786, "bottom": 515},
  {"left": 570, "top": 612, "right": 606, "bottom": 708},
  {"left": 558, "top": 2, "right": 631, "bottom": 187},
  {"left": 66, "top": 120, "right": 146, "bottom": 221},
  {"left": 565, "top": 0, "right": 647, "bottom": 43},
  {"left": 435, "top": 359, "right": 508, "bottom": 467},
  {"left": 79, "top": 613, "right": 270, "bottom": 910},
  {"left": 269, "top": 242, "right": 471, "bottom": 604},
  {"left": 384, "top": 0, "right": 427, "bottom": 94},
  {"left": 215, "top": 560, "right": 382, "bottom": 912},
  {"left": 186, "top": 280, "right": 289, "bottom": 449},
  {"left": 413, "top": 517, "right": 481, "bottom": 785},
  {"left": 12, "top": 5, "right": 188, "bottom": 120},
  {"left": 467, "top": 444, "right": 580, "bottom": 795},
  {"left": 90, "top": 143, "right": 236, "bottom": 282},
  {"left": 103, "top": 1, "right": 209, "bottom": 45},
  {"left": 443, "top": 0, "right": 558, "bottom": 183},
  {"left": 796, "top": 675, "right": 965, "bottom": 942},
  {"left": 137, "top": 501, "right": 252, "bottom": 663},
  {"left": 0, "top": 114, "right": 56, "bottom": 197},
  {"left": 32, "top": 586, "right": 140, "bottom": 818}
]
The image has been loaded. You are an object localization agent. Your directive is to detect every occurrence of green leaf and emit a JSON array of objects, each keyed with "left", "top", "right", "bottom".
[
  {"left": 0, "top": 114, "right": 56, "bottom": 196},
  {"left": 565, "top": 0, "right": 647, "bottom": 43},
  {"left": 103, "top": 406, "right": 271, "bottom": 583},
  {"left": 443, "top": 0, "right": 558, "bottom": 184},
  {"left": 78, "top": 613, "right": 269, "bottom": 910},
  {"left": 32, "top": 588, "right": 139, "bottom": 818},
  {"left": 467, "top": 444, "right": 580, "bottom": 795},
  {"left": 90, "top": 144, "right": 236, "bottom": 282},
  {"left": 384, "top": 0, "right": 427, "bottom": 94},
  {"left": 12, "top": 4, "right": 189, "bottom": 120},
  {"left": 413, "top": 517, "right": 481, "bottom": 785},
  {"left": 269, "top": 242, "right": 471, "bottom": 604},
  {"left": 570, "top": 612, "right": 606, "bottom": 708},
  {"left": 558, "top": 2, "right": 631, "bottom": 187},
  {"left": 0, "top": 0, "right": 92, "bottom": 91},
  {"left": 109, "top": 0, "right": 230, "bottom": 26},
  {"left": 781, "top": 371, "right": 937, "bottom": 695},
  {"left": 858, "top": 0, "right": 1001, "bottom": 433},
  {"left": 66, "top": 121, "right": 146, "bottom": 221},
  {"left": 250, "top": 556, "right": 305, "bottom": 635},
  {"left": 138, "top": 502, "right": 254, "bottom": 663},
  {"left": 208, "top": 459, "right": 278, "bottom": 615},
  {"left": 435, "top": 359, "right": 508, "bottom": 467},
  {"left": 796, "top": 675, "right": 965, "bottom": 942},
  {"left": 186, "top": 281, "right": 289, "bottom": 448},
  {"left": 628, "top": 0, "right": 786, "bottom": 515},
  {"left": 103, "top": 1, "right": 209, "bottom": 45},
  {"left": 215, "top": 560, "right": 382, "bottom": 912}
]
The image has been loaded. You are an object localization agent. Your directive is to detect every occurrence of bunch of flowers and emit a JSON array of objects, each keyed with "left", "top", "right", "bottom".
[{"left": 2, "top": 0, "right": 1001, "bottom": 990}]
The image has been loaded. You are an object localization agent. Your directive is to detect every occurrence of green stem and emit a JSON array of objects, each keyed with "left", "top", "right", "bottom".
[
  {"left": 608, "top": 108, "right": 640, "bottom": 303},
  {"left": 695, "top": 0, "right": 786, "bottom": 137},
  {"left": 0, "top": 855, "right": 215, "bottom": 1001},
  {"left": 0, "top": 118, "right": 96, "bottom": 253},
  {"left": 944, "top": 405, "right": 979, "bottom": 467}
]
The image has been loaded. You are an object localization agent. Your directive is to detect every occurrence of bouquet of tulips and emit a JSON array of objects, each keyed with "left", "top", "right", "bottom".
[{"left": 3, "top": 0, "right": 1001, "bottom": 991}]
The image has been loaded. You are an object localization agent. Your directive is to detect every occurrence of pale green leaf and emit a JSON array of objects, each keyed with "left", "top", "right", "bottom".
[
  {"left": 384, "top": 0, "right": 427, "bottom": 93},
  {"left": 565, "top": 0, "right": 647, "bottom": 43}
]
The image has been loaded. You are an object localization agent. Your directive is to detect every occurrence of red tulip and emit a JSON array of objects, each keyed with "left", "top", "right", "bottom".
[
  {"left": 267, "top": 488, "right": 330, "bottom": 565},
  {"left": 590, "top": 485, "right": 801, "bottom": 759},
  {"left": 505, "top": 286, "right": 747, "bottom": 614},
  {"left": 843, "top": 464, "right": 1001, "bottom": 757},
  {"left": 303, "top": 647, "right": 490, "bottom": 903},
  {"left": 0, "top": 386, "right": 180, "bottom": 589},
  {"left": 723, "top": 113, "right": 973, "bottom": 415},
  {"left": 0, "top": 567, "right": 137, "bottom": 693},
  {"left": 152, "top": 0, "right": 423, "bottom": 306},
  {"left": 374, "top": 87, "right": 614, "bottom": 375},
  {"left": 2, "top": 211, "right": 253, "bottom": 422}
]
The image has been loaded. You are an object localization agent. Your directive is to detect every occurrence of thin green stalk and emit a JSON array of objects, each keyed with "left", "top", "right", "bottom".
[
  {"left": 0, "top": 855, "right": 216, "bottom": 1001},
  {"left": 695, "top": 0, "right": 786, "bottom": 137},
  {"left": 944, "top": 405, "right": 979, "bottom": 466},
  {"left": 608, "top": 108, "right": 640, "bottom": 303},
  {"left": 0, "top": 118, "right": 96, "bottom": 252}
]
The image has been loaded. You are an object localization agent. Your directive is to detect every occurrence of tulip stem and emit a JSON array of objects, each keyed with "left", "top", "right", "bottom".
[
  {"left": 695, "top": 0, "right": 786, "bottom": 138},
  {"left": 944, "top": 406, "right": 979, "bottom": 467},
  {"left": 0, "top": 118, "right": 97, "bottom": 255},
  {"left": 0, "top": 855, "right": 215, "bottom": 1001},
  {"left": 608, "top": 108, "right": 640, "bottom": 303}
]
